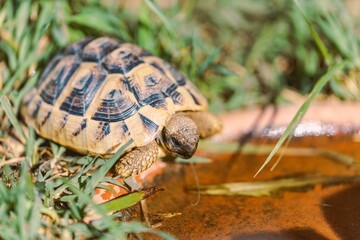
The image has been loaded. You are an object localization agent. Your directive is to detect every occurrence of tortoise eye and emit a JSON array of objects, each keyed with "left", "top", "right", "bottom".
[{"left": 171, "top": 137, "right": 181, "bottom": 148}]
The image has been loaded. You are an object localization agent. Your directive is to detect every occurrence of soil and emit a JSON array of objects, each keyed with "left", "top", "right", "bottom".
[{"left": 141, "top": 135, "right": 360, "bottom": 239}]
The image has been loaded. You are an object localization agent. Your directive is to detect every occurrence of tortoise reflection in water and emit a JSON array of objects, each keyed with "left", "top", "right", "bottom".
[{"left": 21, "top": 37, "right": 222, "bottom": 178}]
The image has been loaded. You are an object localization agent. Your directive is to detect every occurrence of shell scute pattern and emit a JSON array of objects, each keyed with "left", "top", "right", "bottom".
[
  {"left": 39, "top": 56, "right": 81, "bottom": 105},
  {"left": 95, "top": 122, "right": 111, "bottom": 141},
  {"left": 163, "top": 61, "right": 187, "bottom": 86},
  {"left": 64, "top": 38, "right": 93, "bottom": 56},
  {"left": 102, "top": 44, "right": 145, "bottom": 74},
  {"left": 59, "top": 64, "right": 107, "bottom": 116},
  {"left": 81, "top": 38, "right": 120, "bottom": 62},
  {"left": 36, "top": 54, "right": 63, "bottom": 88},
  {"left": 91, "top": 80, "right": 139, "bottom": 123},
  {"left": 22, "top": 37, "right": 207, "bottom": 156},
  {"left": 72, "top": 119, "right": 87, "bottom": 137}
]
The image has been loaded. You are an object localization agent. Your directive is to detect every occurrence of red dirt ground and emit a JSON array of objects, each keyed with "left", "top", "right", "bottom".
[{"left": 141, "top": 135, "right": 360, "bottom": 240}]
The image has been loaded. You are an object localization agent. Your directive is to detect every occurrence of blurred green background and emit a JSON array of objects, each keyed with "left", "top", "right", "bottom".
[{"left": 2, "top": 0, "right": 360, "bottom": 116}]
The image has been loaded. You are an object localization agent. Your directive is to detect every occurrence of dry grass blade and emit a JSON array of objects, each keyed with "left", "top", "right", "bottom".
[
  {"left": 189, "top": 175, "right": 360, "bottom": 196},
  {"left": 0, "top": 157, "right": 26, "bottom": 168},
  {"left": 198, "top": 141, "right": 354, "bottom": 165}
]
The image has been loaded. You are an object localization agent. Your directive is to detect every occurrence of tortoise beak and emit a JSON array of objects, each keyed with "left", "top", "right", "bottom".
[
  {"left": 178, "top": 141, "right": 198, "bottom": 159},
  {"left": 159, "top": 128, "right": 199, "bottom": 159}
]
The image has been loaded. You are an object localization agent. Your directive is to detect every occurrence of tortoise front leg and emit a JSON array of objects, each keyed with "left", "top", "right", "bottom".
[
  {"left": 186, "top": 111, "right": 222, "bottom": 138},
  {"left": 112, "top": 141, "right": 159, "bottom": 178}
]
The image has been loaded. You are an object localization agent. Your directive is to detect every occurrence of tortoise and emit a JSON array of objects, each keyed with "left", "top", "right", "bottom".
[{"left": 21, "top": 37, "right": 222, "bottom": 178}]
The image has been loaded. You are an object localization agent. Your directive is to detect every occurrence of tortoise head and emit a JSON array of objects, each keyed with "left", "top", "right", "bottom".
[{"left": 160, "top": 113, "right": 200, "bottom": 159}]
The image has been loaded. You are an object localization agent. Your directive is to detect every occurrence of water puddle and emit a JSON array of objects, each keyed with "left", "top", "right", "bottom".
[{"left": 141, "top": 135, "right": 360, "bottom": 239}]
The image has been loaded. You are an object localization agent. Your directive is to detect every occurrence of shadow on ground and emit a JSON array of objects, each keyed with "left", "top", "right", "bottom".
[
  {"left": 233, "top": 228, "right": 328, "bottom": 240},
  {"left": 322, "top": 184, "right": 360, "bottom": 240}
]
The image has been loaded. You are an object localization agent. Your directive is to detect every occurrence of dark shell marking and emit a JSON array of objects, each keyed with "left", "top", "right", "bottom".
[
  {"left": 39, "top": 58, "right": 81, "bottom": 105},
  {"left": 22, "top": 37, "right": 207, "bottom": 156},
  {"left": 81, "top": 38, "right": 120, "bottom": 62},
  {"left": 59, "top": 66, "right": 107, "bottom": 116},
  {"left": 92, "top": 89, "right": 139, "bottom": 122},
  {"left": 96, "top": 122, "right": 111, "bottom": 141}
]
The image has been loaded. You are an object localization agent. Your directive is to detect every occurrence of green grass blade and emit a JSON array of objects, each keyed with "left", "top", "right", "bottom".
[
  {"left": 255, "top": 60, "right": 350, "bottom": 177},
  {"left": 66, "top": 7, "right": 123, "bottom": 38},
  {"left": 144, "top": 0, "right": 176, "bottom": 38},
  {"left": 0, "top": 41, "right": 17, "bottom": 71},
  {"left": 28, "top": 195, "right": 41, "bottom": 239},
  {"left": 293, "top": 0, "right": 333, "bottom": 65},
  {"left": 0, "top": 6, "right": 7, "bottom": 27},
  {"left": 100, "top": 191, "right": 145, "bottom": 213},
  {"left": 0, "top": 91, "right": 26, "bottom": 140},
  {"left": 102, "top": 177, "right": 128, "bottom": 190},
  {"left": 14, "top": 72, "right": 38, "bottom": 113},
  {"left": 18, "top": 29, "right": 31, "bottom": 63},
  {"left": 15, "top": 0, "right": 30, "bottom": 43},
  {"left": 198, "top": 47, "right": 221, "bottom": 74},
  {"left": 53, "top": 157, "right": 97, "bottom": 197},
  {"left": 25, "top": 127, "right": 35, "bottom": 166},
  {"left": 317, "top": 13, "right": 359, "bottom": 60},
  {"left": 85, "top": 140, "right": 133, "bottom": 194},
  {"left": 3, "top": 50, "right": 47, "bottom": 94},
  {"left": 33, "top": 1, "right": 55, "bottom": 44}
]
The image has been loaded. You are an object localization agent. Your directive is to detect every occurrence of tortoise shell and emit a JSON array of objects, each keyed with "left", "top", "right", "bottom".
[{"left": 21, "top": 37, "right": 207, "bottom": 157}]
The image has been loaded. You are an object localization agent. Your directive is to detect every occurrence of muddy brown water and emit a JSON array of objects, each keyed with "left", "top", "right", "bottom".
[{"left": 139, "top": 135, "right": 360, "bottom": 239}]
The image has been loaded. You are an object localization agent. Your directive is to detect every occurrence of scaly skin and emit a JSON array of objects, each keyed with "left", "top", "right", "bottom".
[
  {"left": 113, "top": 140, "right": 159, "bottom": 178},
  {"left": 186, "top": 111, "right": 222, "bottom": 138}
]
